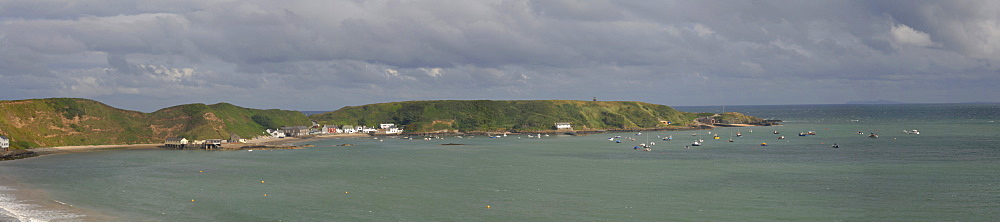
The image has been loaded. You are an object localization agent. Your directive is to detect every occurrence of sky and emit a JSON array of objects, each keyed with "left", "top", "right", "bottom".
[{"left": 1, "top": 0, "right": 999, "bottom": 112}]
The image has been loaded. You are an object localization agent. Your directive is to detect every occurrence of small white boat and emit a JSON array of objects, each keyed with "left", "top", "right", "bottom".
[{"left": 692, "top": 141, "right": 702, "bottom": 146}]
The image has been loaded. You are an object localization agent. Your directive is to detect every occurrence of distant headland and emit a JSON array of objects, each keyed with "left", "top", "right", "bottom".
[{"left": 846, "top": 99, "right": 905, "bottom": 104}]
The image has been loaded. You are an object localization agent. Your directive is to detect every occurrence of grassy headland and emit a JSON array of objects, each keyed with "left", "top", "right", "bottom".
[
  {"left": 310, "top": 100, "right": 765, "bottom": 133},
  {"left": 0, "top": 98, "right": 310, "bottom": 149}
]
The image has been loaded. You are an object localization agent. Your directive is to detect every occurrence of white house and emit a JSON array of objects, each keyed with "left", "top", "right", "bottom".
[
  {"left": 341, "top": 125, "right": 358, "bottom": 134},
  {"left": 352, "top": 125, "right": 378, "bottom": 133},
  {"left": 380, "top": 123, "right": 396, "bottom": 129},
  {"left": 1, "top": 135, "right": 10, "bottom": 151},
  {"left": 266, "top": 129, "right": 286, "bottom": 138},
  {"left": 387, "top": 127, "right": 404, "bottom": 134},
  {"left": 555, "top": 122, "right": 573, "bottom": 130},
  {"left": 361, "top": 126, "right": 378, "bottom": 134}
]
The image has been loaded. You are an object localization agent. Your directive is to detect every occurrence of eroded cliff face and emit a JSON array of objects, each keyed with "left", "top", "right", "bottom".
[{"left": 716, "top": 112, "right": 768, "bottom": 125}]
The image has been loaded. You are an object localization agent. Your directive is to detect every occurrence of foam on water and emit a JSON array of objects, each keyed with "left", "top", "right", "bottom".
[{"left": 0, "top": 186, "right": 82, "bottom": 222}]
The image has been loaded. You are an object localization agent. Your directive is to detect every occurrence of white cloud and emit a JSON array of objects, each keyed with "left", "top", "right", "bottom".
[
  {"left": 384, "top": 68, "right": 399, "bottom": 77},
  {"left": 139, "top": 64, "right": 196, "bottom": 82},
  {"left": 770, "top": 39, "right": 813, "bottom": 58},
  {"left": 691, "top": 23, "right": 716, "bottom": 37},
  {"left": 890, "top": 24, "right": 937, "bottom": 47},
  {"left": 421, "top": 68, "right": 443, "bottom": 77}
]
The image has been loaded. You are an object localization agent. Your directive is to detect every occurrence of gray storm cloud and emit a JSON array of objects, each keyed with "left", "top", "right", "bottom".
[{"left": 1, "top": 0, "right": 998, "bottom": 111}]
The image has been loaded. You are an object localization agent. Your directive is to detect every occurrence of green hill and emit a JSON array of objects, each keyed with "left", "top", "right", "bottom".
[
  {"left": 310, "top": 100, "right": 763, "bottom": 133},
  {"left": 0, "top": 98, "right": 310, "bottom": 149}
]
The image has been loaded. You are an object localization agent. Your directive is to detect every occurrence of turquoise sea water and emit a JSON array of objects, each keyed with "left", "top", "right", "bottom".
[{"left": 2, "top": 104, "right": 999, "bottom": 221}]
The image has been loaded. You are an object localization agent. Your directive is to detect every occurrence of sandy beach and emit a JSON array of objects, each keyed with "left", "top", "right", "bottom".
[
  {"left": 27, "top": 143, "right": 164, "bottom": 155},
  {"left": 246, "top": 133, "right": 370, "bottom": 146},
  {"left": 4, "top": 133, "right": 373, "bottom": 161}
]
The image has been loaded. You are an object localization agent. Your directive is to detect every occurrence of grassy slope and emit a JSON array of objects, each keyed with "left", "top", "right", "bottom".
[
  {"left": 311, "top": 100, "right": 710, "bottom": 132},
  {"left": 0, "top": 98, "right": 152, "bottom": 148},
  {"left": 0, "top": 98, "right": 310, "bottom": 149}
]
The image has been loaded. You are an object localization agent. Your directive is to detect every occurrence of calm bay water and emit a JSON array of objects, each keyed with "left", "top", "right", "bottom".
[{"left": 2, "top": 104, "right": 999, "bottom": 221}]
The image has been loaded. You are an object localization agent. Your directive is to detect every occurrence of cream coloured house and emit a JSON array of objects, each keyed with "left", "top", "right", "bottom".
[{"left": 1, "top": 135, "right": 10, "bottom": 151}]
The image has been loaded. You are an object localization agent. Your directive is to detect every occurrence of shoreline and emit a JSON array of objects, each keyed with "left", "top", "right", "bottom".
[
  {"left": 1, "top": 126, "right": 748, "bottom": 161},
  {"left": 1, "top": 133, "right": 374, "bottom": 162},
  {"left": 0, "top": 178, "right": 112, "bottom": 222}
]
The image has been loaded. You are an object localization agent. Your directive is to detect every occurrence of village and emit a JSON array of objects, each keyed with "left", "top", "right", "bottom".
[{"left": 162, "top": 122, "right": 404, "bottom": 149}]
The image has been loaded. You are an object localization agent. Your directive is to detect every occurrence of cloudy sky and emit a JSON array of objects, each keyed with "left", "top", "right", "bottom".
[{"left": 1, "top": 0, "right": 998, "bottom": 112}]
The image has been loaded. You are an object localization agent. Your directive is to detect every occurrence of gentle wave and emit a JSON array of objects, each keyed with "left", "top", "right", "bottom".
[{"left": 0, "top": 186, "right": 82, "bottom": 222}]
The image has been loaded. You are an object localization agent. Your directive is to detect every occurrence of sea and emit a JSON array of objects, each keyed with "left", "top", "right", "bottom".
[{"left": 1, "top": 103, "right": 998, "bottom": 221}]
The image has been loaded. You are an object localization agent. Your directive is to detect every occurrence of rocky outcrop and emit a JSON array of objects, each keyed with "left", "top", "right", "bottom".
[{"left": 0, "top": 149, "right": 38, "bottom": 160}]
